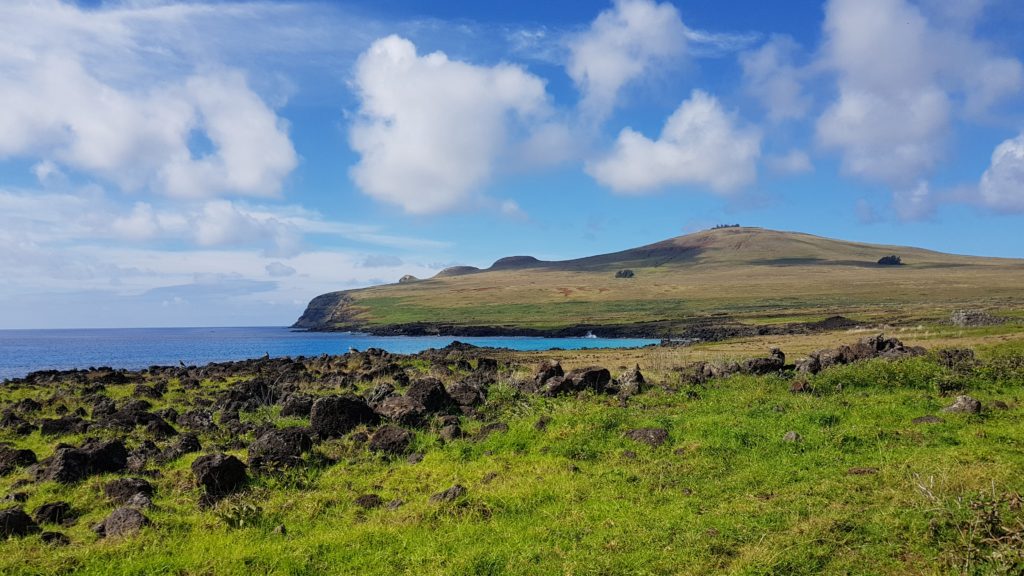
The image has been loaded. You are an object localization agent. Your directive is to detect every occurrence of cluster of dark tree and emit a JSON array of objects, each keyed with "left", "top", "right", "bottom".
[
  {"left": 877, "top": 255, "right": 903, "bottom": 266},
  {"left": 711, "top": 224, "right": 741, "bottom": 229}
]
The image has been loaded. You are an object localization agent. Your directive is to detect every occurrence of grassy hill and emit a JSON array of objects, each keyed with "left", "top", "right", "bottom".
[{"left": 294, "top": 227, "right": 1024, "bottom": 334}]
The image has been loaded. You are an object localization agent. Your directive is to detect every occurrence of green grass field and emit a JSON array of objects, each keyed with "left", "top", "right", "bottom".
[{"left": 3, "top": 336, "right": 1024, "bottom": 575}]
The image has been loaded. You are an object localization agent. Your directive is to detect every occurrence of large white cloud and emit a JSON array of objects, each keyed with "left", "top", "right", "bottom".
[
  {"left": 816, "top": 0, "right": 1023, "bottom": 188},
  {"left": 979, "top": 133, "right": 1024, "bottom": 213},
  {"left": 567, "top": 0, "right": 687, "bottom": 122},
  {"left": 740, "top": 35, "right": 810, "bottom": 122},
  {"left": 586, "top": 90, "right": 760, "bottom": 193},
  {"left": 0, "top": 2, "right": 297, "bottom": 199},
  {"left": 348, "top": 35, "right": 552, "bottom": 214}
]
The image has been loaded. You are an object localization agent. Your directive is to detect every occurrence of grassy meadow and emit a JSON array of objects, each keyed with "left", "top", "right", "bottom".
[{"left": 2, "top": 326, "right": 1024, "bottom": 575}]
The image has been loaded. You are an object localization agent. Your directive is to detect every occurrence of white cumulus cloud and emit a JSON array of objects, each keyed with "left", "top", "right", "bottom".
[
  {"left": 816, "top": 0, "right": 1023, "bottom": 187},
  {"left": 567, "top": 0, "right": 687, "bottom": 122},
  {"left": 740, "top": 35, "right": 810, "bottom": 122},
  {"left": 349, "top": 35, "right": 553, "bottom": 215},
  {"left": 586, "top": 90, "right": 760, "bottom": 194},
  {"left": 979, "top": 133, "right": 1024, "bottom": 213},
  {"left": 0, "top": 2, "right": 297, "bottom": 199}
]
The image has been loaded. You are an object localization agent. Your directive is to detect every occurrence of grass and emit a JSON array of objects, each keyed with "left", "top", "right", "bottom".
[{"left": 2, "top": 334, "right": 1024, "bottom": 574}]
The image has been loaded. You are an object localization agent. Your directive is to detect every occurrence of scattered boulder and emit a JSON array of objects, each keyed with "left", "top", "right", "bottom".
[
  {"left": 439, "top": 424, "right": 462, "bottom": 442},
  {"left": 192, "top": 453, "right": 247, "bottom": 497},
  {"left": 782, "top": 431, "right": 802, "bottom": 443},
  {"left": 39, "top": 415, "right": 87, "bottom": 436},
  {"left": 398, "top": 275, "right": 419, "bottom": 284},
  {"left": 405, "top": 378, "right": 455, "bottom": 413},
  {"left": 430, "top": 484, "right": 466, "bottom": 503},
  {"left": 309, "top": 395, "right": 378, "bottom": 439},
  {"left": 943, "top": 395, "right": 982, "bottom": 414},
  {"left": 92, "top": 507, "right": 149, "bottom": 538},
  {"left": 936, "top": 348, "right": 977, "bottom": 373},
  {"left": 533, "top": 361, "right": 564, "bottom": 385},
  {"left": 796, "top": 335, "right": 925, "bottom": 375},
  {"left": 374, "top": 396, "right": 427, "bottom": 426},
  {"left": 158, "top": 434, "right": 201, "bottom": 463},
  {"left": 912, "top": 415, "right": 945, "bottom": 425},
  {"left": 614, "top": 269, "right": 635, "bottom": 279},
  {"left": 279, "top": 395, "right": 313, "bottom": 418},
  {"left": 741, "top": 349, "right": 786, "bottom": 375},
  {"left": 541, "top": 366, "right": 611, "bottom": 396},
  {"left": 0, "top": 507, "right": 39, "bottom": 538},
  {"left": 624, "top": 428, "right": 669, "bottom": 447},
  {"left": 0, "top": 446, "right": 36, "bottom": 476},
  {"left": 81, "top": 439, "right": 129, "bottom": 474},
  {"left": 177, "top": 409, "right": 217, "bottom": 432},
  {"left": 33, "top": 502, "right": 75, "bottom": 526},
  {"left": 367, "top": 426, "right": 412, "bottom": 456},
  {"left": 32, "top": 447, "right": 91, "bottom": 483},
  {"left": 365, "top": 383, "right": 395, "bottom": 407},
  {"left": 248, "top": 427, "right": 313, "bottom": 468},
  {"left": 103, "top": 478, "right": 154, "bottom": 505},
  {"left": 617, "top": 365, "right": 646, "bottom": 397},
  {"left": 475, "top": 422, "right": 509, "bottom": 441},
  {"left": 951, "top": 309, "right": 1005, "bottom": 328},
  {"left": 446, "top": 381, "right": 484, "bottom": 408}
]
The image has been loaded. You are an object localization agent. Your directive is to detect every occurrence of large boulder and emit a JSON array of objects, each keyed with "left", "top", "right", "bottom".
[
  {"left": 33, "top": 447, "right": 91, "bottom": 483},
  {"left": 80, "top": 439, "right": 129, "bottom": 474},
  {"left": 92, "top": 507, "right": 149, "bottom": 538},
  {"left": 0, "top": 507, "right": 39, "bottom": 538},
  {"left": 309, "top": 395, "right": 378, "bottom": 439},
  {"left": 248, "top": 427, "right": 313, "bottom": 468},
  {"left": 192, "top": 453, "right": 247, "bottom": 497}
]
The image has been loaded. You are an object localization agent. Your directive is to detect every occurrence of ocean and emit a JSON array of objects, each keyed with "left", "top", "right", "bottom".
[{"left": 0, "top": 327, "right": 659, "bottom": 380}]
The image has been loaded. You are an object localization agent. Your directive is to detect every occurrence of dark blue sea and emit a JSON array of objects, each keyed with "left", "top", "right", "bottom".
[{"left": 0, "top": 327, "right": 659, "bottom": 381}]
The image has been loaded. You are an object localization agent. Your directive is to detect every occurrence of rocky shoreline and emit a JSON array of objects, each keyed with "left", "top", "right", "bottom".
[{"left": 293, "top": 315, "right": 862, "bottom": 342}]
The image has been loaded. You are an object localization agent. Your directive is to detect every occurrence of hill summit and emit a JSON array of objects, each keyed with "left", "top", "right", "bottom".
[{"left": 294, "top": 227, "right": 1024, "bottom": 335}]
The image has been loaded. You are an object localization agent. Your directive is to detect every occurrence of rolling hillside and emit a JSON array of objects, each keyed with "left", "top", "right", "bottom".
[{"left": 294, "top": 227, "right": 1024, "bottom": 335}]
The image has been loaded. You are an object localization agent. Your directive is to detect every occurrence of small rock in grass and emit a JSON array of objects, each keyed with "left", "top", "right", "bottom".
[
  {"left": 533, "top": 416, "right": 551, "bottom": 431},
  {"left": 0, "top": 507, "right": 39, "bottom": 538},
  {"left": 430, "top": 485, "right": 466, "bottom": 504},
  {"left": 943, "top": 395, "right": 982, "bottom": 414},
  {"left": 624, "top": 428, "right": 668, "bottom": 447},
  {"left": 192, "top": 453, "right": 247, "bottom": 497},
  {"left": 41, "top": 531, "right": 70, "bottom": 546},
  {"left": 354, "top": 494, "right": 383, "bottom": 510},
  {"left": 93, "top": 507, "right": 149, "bottom": 538},
  {"left": 368, "top": 426, "right": 412, "bottom": 456},
  {"left": 103, "top": 478, "right": 154, "bottom": 505},
  {"left": 912, "top": 415, "right": 945, "bottom": 425},
  {"left": 33, "top": 502, "right": 75, "bottom": 526},
  {"left": 782, "top": 431, "right": 802, "bottom": 443}
]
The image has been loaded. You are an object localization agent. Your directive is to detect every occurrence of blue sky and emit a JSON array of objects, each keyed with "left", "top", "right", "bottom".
[{"left": 1, "top": 0, "right": 1023, "bottom": 328}]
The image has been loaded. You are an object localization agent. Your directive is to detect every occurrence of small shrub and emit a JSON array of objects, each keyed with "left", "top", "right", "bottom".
[{"left": 215, "top": 502, "right": 263, "bottom": 529}]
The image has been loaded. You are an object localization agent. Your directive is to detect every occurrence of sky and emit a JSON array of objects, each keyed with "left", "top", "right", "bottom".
[{"left": 1, "top": 0, "right": 1023, "bottom": 329}]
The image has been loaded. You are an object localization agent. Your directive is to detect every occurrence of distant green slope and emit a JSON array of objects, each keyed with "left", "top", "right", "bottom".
[{"left": 294, "top": 227, "right": 1024, "bottom": 334}]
